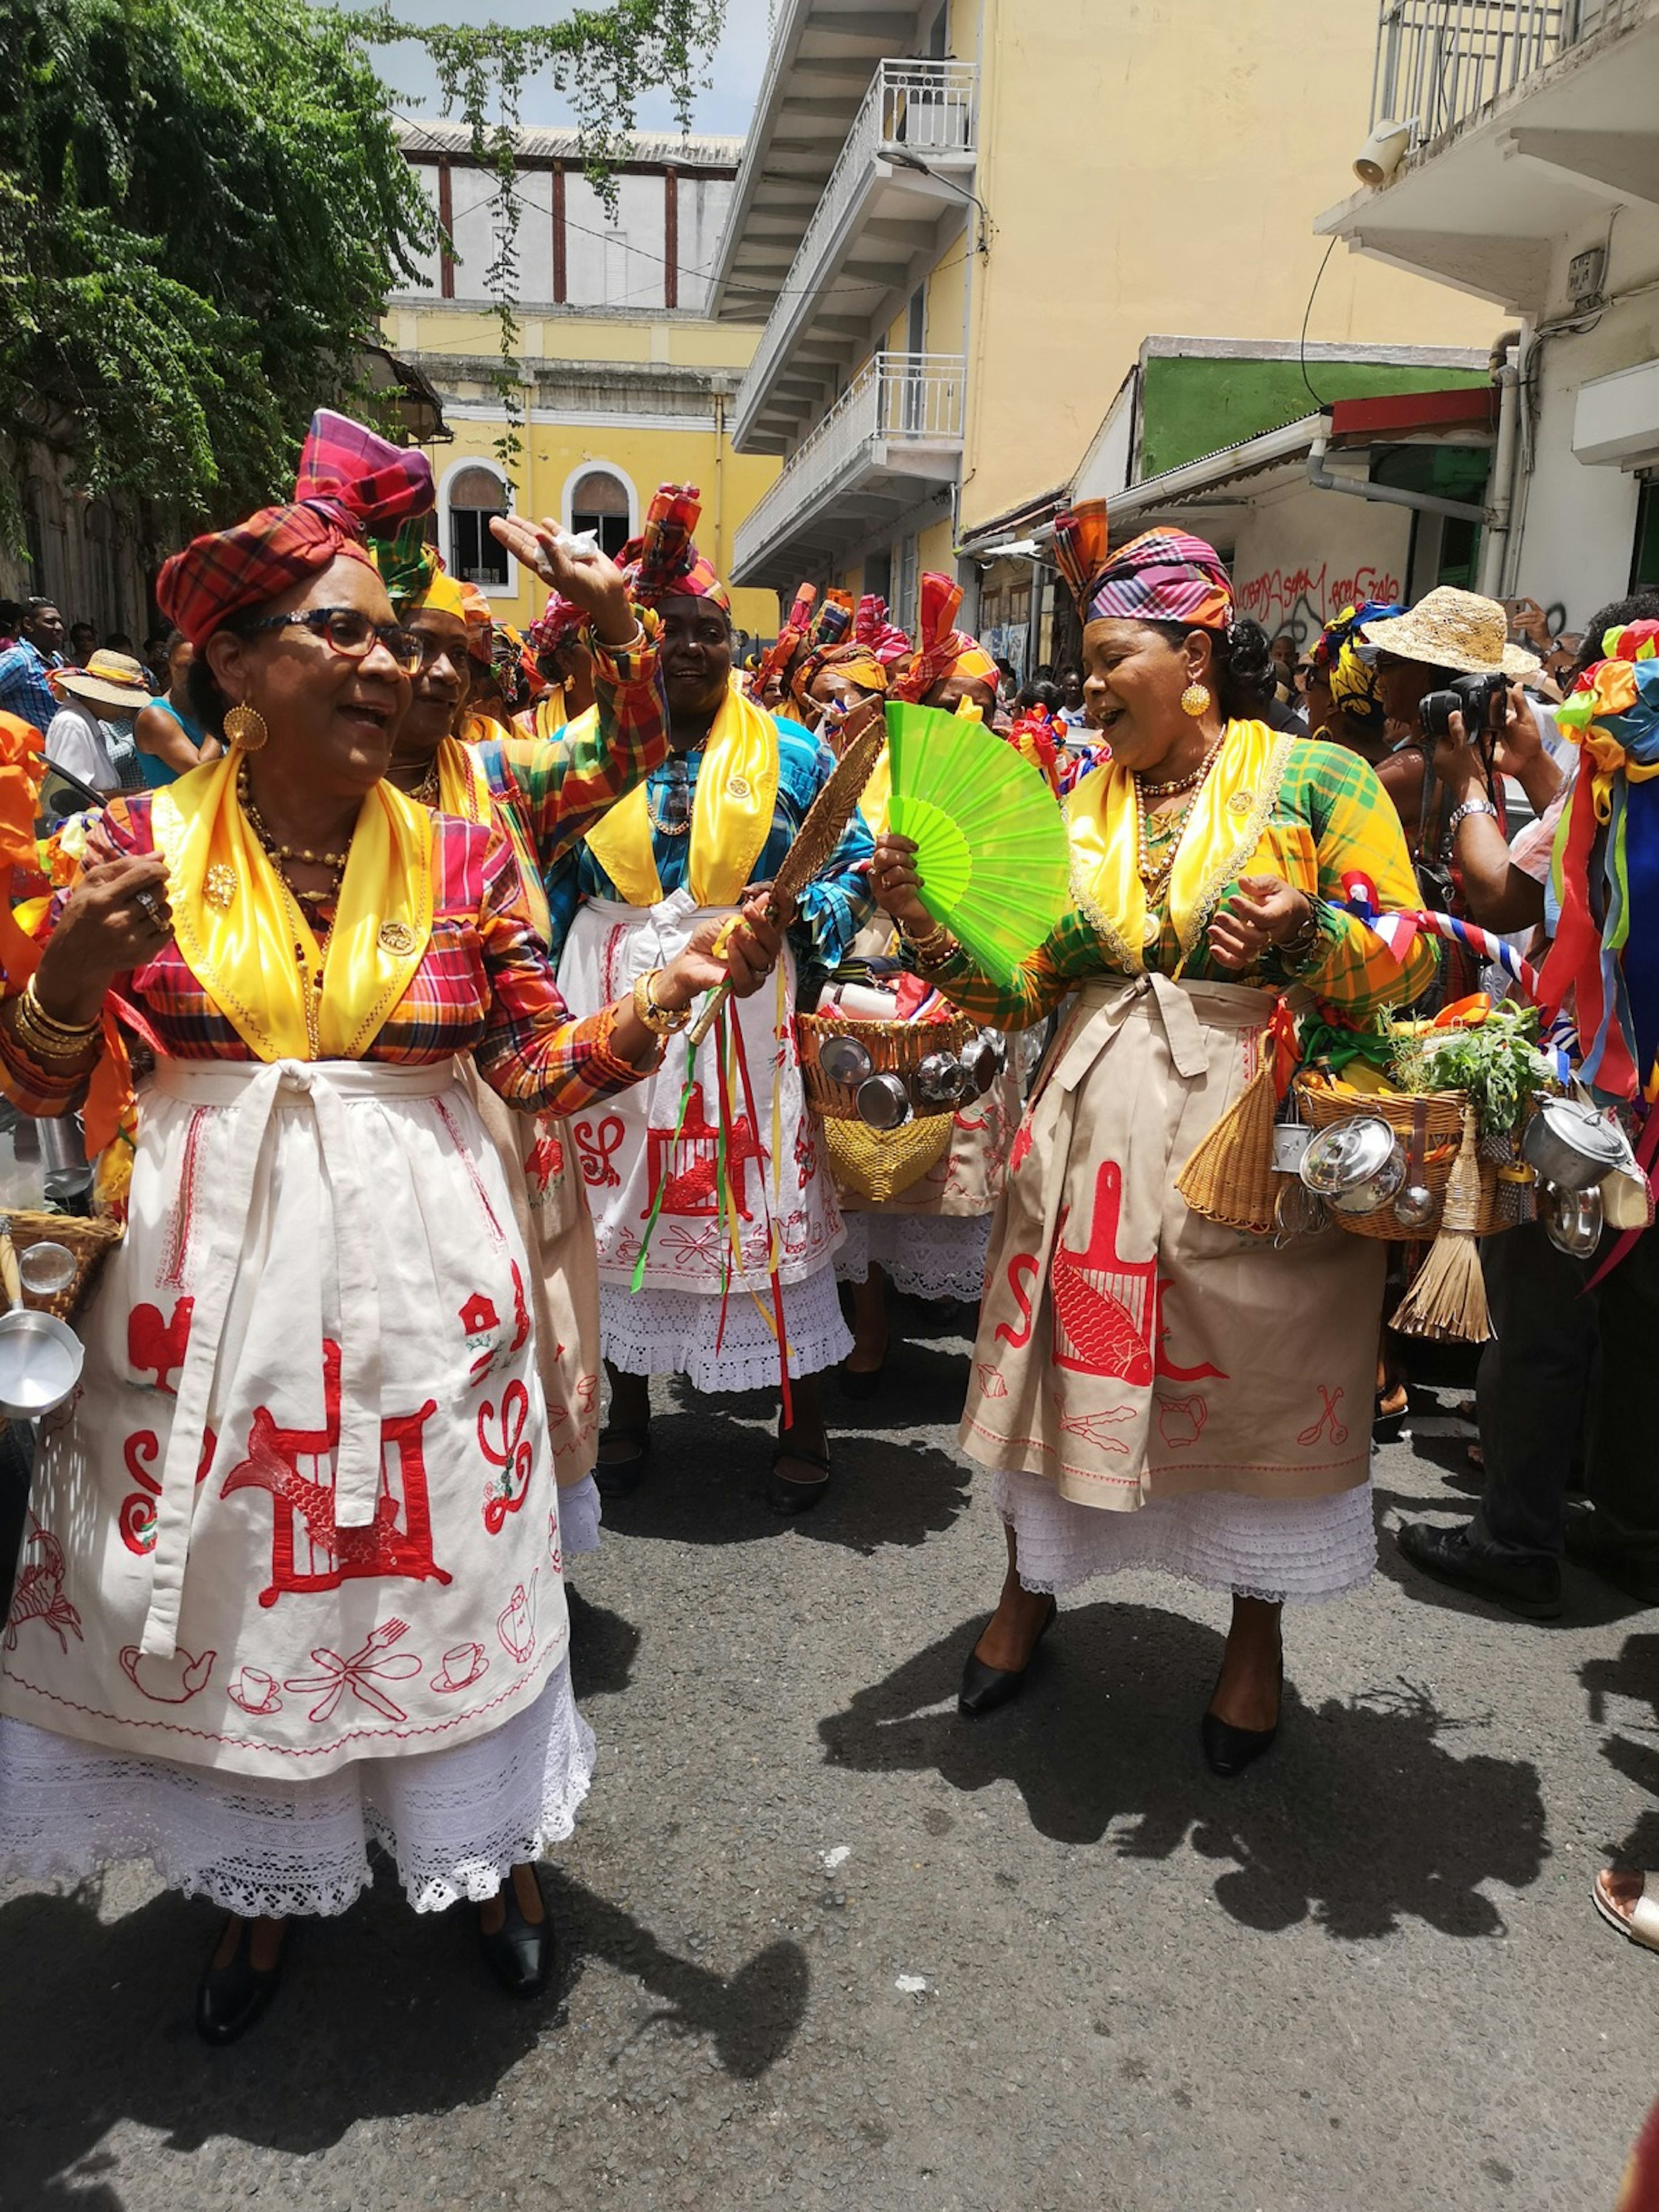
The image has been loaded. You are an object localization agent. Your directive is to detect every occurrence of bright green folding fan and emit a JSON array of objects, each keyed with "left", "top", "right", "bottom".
[{"left": 885, "top": 702, "right": 1071, "bottom": 984}]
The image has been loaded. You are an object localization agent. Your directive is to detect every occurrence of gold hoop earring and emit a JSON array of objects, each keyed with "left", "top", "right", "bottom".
[
  {"left": 1180, "top": 683, "right": 1211, "bottom": 719},
  {"left": 223, "top": 701, "right": 268, "bottom": 752}
]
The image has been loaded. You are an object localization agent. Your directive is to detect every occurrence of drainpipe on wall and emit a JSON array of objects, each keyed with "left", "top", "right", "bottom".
[
  {"left": 712, "top": 391, "right": 727, "bottom": 583},
  {"left": 1477, "top": 328, "right": 1523, "bottom": 598},
  {"left": 1306, "top": 430, "right": 1489, "bottom": 525}
]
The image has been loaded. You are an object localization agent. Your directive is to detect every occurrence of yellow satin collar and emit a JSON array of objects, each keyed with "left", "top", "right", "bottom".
[
  {"left": 582, "top": 676, "right": 780, "bottom": 909},
  {"left": 434, "top": 733, "right": 552, "bottom": 947},
  {"left": 859, "top": 744, "right": 892, "bottom": 840},
  {"left": 152, "top": 752, "right": 434, "bottom": 1062},
  {"left": 1064, "top": 719, "right": 1294, "bottom": 971}
]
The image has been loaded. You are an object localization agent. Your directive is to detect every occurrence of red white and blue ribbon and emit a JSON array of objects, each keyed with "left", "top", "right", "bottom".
[{"left": 1340, "top": 874, "right": 1543, "bottom": 1002}]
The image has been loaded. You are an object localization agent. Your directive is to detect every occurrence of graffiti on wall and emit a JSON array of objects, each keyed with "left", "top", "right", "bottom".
[{"left": 1236, "top": 562, "right": 1403, "bottom": 650}]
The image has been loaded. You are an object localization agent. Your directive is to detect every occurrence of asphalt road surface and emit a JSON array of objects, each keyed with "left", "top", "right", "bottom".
[{"left": 2, "top": 1305, "right": 1653, "bottom": 2211}]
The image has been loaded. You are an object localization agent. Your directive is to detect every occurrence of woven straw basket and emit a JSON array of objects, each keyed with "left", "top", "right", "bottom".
[
  {"left": 798, "top": 1008, "right": 982, "bottom": 1122},
  {"left": 822, "top": 1115, "right": 953, "bottom": 1205},
  {"left": 1293, "top": 1076, "right": 1513, "bottom": 1240},
  {"left": 3, "top": 1209, "right": 123, "bottom": 1320}
]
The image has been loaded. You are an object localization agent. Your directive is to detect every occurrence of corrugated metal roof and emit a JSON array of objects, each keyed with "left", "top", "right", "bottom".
[{"left": 393, "top": 118, "right": 743, "bottom": 168}]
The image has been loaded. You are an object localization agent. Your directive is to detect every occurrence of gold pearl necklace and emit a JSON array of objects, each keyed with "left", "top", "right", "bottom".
[{"left": 1131, "top": 732, "right": 1226, "bottom": 945}]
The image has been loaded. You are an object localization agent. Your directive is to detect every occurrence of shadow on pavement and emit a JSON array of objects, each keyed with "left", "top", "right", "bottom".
[
  {"left": 820, "top": 1599, "right": 1548, "bottom": 1940},
  {"left": 1370, "top": 1481, "right": 1643, "bottom": 1632},
  {"left": 0, "top": 1871, "right": 807, "bottom": 2202},
  {"left": 1583, "top": 1632, "right": 1659, "bottom": 1867},
  {"left": 565, "top": 1586, "right": 642, "bottom": 1700}
]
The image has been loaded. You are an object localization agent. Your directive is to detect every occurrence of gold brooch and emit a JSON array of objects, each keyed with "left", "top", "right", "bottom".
[
  {"left": 726, "top": 774, "right": 751, "bottom": 800},
  {"left": 1227, "top": 790, "right": 1255, "bottom": 817},
  {"left": 378, "top": 920, "right": 418, "bottom": 956},
  {"left": 204, "top": 863, "right": 237, "bottom": 912}
]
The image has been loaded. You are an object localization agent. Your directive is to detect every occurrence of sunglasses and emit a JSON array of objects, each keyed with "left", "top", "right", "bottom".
[{"left": 244, "top": 606, "right": 425, "bottom": 675}]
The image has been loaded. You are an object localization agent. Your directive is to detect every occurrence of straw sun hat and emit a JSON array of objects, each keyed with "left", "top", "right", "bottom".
[
  {"left": 1359, "top": 588, "right": 1541, "bottom": 680},
  {"left": 54, "top": 649, "right": 150, "bottom": 715}
]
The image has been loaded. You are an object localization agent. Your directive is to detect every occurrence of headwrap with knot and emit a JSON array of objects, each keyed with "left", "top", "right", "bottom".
[
  {"left": 1312, "top": 599, "right": 1403, "bottom": 740},
  {"left": 158, "top": 410, "right": 434, "bottom": 647},
  {"left": 370, "top": 517, "right": 467, "bottom": 622},
  {"left": 788, "top": 638, "right": 889, "bottom": 721},
  {"left": 1541, "top": 618, "right": 1659, "bottom": 1101},
  {"left": 855, "top": 593, "right": 912, "bottom": 669},
  {"left": 617, "top": 483, "right": 731, "bottom": 613},
  {"left": 1052, "top": 503, "right": 1234, "bottom": 630},
  {"left": 745, "top": 582, "right": 817, "bottom": 703},
  {"left": 459, "top": 581, "right": 494, "bottom": 661},
  {"left": 528, "top": 591, "right": 588, "bottom": 658},
  {"left": 890, "top": 573, "right": 998, "bottom": 704}
]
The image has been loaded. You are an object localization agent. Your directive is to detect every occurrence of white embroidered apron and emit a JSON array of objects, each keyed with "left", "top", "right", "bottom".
[
  {"left": 556, "top": 888, "right": 843, "bottom": 1294},
  {"left": 0, "top": 1057, "right": 569, "bottom": 1780}
]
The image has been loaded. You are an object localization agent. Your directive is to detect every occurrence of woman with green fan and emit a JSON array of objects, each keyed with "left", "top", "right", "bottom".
[{"left": 871, "top": 515, "right": 1436, "bottom": 1774}]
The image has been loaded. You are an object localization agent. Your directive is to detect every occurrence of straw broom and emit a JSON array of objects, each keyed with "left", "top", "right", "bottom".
[{"left": 1391, "top": 1100, "right": 1492, "bottom": 1342}]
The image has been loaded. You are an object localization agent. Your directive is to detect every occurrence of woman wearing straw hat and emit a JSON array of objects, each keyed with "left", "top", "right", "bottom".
[
  {"left": 870, "top": 512, "right": 1436, "bottom": 1771},
  {"left": 43, "top": 649, "right": 153, "bottom": 795}
]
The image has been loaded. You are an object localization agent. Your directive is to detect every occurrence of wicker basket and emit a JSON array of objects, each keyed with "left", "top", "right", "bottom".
[
  {"left": 2, "top": 1210, "right": 123, "bottom": 1321},
  {"left": 798, "top": 1008, "right": 982, "bottom": 1122},
  {"left": 1293, "top": 1075, "right": 1517, "bottom": 1240}
]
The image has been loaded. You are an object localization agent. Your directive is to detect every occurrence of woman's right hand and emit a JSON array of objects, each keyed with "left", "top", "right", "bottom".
[
  {"left": 489, "top": 515, "right": 636, "bottom": 647},
  {"left": 869, "top": 833, "right": 933, "bottom": 936},
  {"left": 33, "top": 854, "right": 172, "bottom": 1027}
]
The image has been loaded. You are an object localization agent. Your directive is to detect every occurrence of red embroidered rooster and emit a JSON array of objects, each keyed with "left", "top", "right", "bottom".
[
  {"left": 128, "top": 1297, "right": 194, "bottom": 1394},
  {"left": 1050, "top": 1161, "right": 1155, "bottom": 1384}
]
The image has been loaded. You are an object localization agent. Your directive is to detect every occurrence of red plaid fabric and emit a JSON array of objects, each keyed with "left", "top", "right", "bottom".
[
  {"left": 157, "top": 411, "right": 434, "bottom": 647},
  {"left": 855, "top": 594, "right": 912, "bottom": 668},
  {"left": 1071, "top": 524, "right": 1234, "bottom": 630},
  {"left": 618, "top": 484, "right": 731, "bottom": 612},
  {"left": 890, "top": 573, "right": 997, "bottom": 703},
  {"left": 745, "top": 582, "right": 817, "bottom": 701}
]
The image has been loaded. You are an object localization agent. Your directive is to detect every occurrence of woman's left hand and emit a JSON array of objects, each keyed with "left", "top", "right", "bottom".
[
  {"left": 658, "top": 902, "right": 785, "bottom": 1007},
  {"left": 1208, "top": 874, "right": 1309, "bottom": 970}
]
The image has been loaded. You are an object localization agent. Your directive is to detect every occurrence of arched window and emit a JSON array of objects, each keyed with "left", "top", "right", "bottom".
[
  {"left": 448, "top": 464, "right": 510, "bottom": 588},
  {"left": 569, "top": 469, "right": 632, "bottom": 557}
]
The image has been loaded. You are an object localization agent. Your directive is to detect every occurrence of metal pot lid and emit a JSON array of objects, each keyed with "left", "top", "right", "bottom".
[
  {"left": 1300, "top": 1116, "right": 1399, "bottom": 1195},
  {"left": 1531, "top": 1096, "right": 1633, "bottom": 1170}
]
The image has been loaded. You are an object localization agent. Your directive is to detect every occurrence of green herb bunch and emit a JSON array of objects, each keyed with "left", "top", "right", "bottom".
[{"left": 1389, "top": 1003, "right": 1552, "bottom": 1138}]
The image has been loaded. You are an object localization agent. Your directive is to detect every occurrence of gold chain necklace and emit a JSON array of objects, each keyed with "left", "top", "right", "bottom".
[
  {"left": 238, "top": 764, "right": 353, "bottom": 909},
  {"left": 1131, "top": 733, "right": 1226, "bottom": 946}
]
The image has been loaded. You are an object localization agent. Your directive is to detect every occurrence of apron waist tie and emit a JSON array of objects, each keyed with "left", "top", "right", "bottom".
[{"left": 140, "top": 1055, "right": 460, "bottom": 1659}]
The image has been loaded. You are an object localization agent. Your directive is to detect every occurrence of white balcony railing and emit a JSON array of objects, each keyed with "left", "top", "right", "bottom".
[
  {"left": 1371, "top": 0, "right": 1642, "bottom": 138},
  {"left": 734, "top": 352, "right": 966, "bottom": 575},
  {"left": 737, "top": 58, "right": 978, "bottom": 432}
]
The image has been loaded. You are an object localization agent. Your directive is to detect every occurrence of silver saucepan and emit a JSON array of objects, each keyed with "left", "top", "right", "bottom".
[
  {"left": 0, "top": 1224, "right": 83, "bottom": 1420},
  {"left": 1523, "top": 1096, "right": 1635, "bottom": 1193}
]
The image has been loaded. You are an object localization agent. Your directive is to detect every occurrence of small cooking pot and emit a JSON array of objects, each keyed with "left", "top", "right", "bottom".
[
  {"left": 1523, "top": 1096, "right": 1635, "bottom": 1192},
  {"left": 962, "top": 1034, "right": 1005, "bottom": 1097},
  {"left": 818, "top": 1033, "right": 874, "bottom": 1088},
  {"left": 1541, "top": 1177, "right": 1604, "bottom": 1259},
  {"left": 1299, "top": 1116, "right": 1407, "bottom": 1216},
  {"left": 855, "top": 1072, "right": 913, "bottom": 1131},
  {"left": 911, "top": 1052, "right": 966, "bottom": 1108}
]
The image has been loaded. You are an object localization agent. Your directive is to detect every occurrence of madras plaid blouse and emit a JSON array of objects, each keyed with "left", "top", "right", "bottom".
[
  {"left": 0, "top": 798, "right": 642, "bottom": 1120},
  {"left": 919, "top": 739, "right": 1439, "bottom": 1029}
]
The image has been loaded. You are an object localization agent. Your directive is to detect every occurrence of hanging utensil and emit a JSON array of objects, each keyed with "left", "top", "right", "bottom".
[
  {"left": 1393, "top": 1098, "right": 1437, "bottom": 1230},
  {"left": 0, "top": 1218, "right": 83, "bottom": 1420}
]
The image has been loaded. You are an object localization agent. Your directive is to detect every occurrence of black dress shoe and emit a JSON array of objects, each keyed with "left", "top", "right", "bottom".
[
  {"left": 479, "top": 1868, "right": 555, "bottom": 2000},
  {"left": 957, "top": 1596, "right": 1058, "bottom": 1717},
  {"left": 1201, "top": 1659, "right": 1282, "bottom": 1778},
  {"left": 767, "top": 1440, "right": 831, "bottom": 1516},
  {"left": 839, "top": 1359, "right": 885, "bottom": 1402},
  {"left": 1563, "top": 1512, "right": 1659, "bottom": 1605},
  {"left": 1396, "top": 1519, "right": 1562, "bottom": 1619},
  {"left": 196, "top": 1916, "right": 287, "bottom": 2046}
]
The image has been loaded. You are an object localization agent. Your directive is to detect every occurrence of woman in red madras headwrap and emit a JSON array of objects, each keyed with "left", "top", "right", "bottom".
[
  {"left": 870, "top": 509, "right": 1435, "bottom": 1766},
  {"left": 0, "top": 413, "right": 776, "bottom": 2041},
  {"left": 893, "top": 572, "right": 1001, "bottom": 720}
]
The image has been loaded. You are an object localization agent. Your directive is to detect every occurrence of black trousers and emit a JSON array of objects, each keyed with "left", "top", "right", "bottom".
[{"left": 1472, "top": 1220, "right": 1659, "bottom": 1567}]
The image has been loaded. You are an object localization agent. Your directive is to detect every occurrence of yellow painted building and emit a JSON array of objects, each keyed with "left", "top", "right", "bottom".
[
  {"left": 711, "top": 0, "right": 1497, "bottom": 621},
  {"left": 385, "top": 122, "right": 781, "bottom": 642}
]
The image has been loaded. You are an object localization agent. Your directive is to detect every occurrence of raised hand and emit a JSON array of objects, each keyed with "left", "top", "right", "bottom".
[
  {"left": 488, "top": 516, "right": 638, "bottom": 646},
  {"left": 868, "top": 833, "right": 933, "bottom": 937},
  {"left": 35, "top": 853, "right": 174, "bottom": 1026}
]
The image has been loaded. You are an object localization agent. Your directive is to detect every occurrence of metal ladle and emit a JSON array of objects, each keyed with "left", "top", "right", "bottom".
[{"left": 1393, "top": 1099, "right": 1437, "bottom": 1230}]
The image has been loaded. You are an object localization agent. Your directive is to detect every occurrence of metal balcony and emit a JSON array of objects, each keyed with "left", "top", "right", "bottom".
[
  {"left": 732, "top": 351, "right": 966, "bottom": 588},
  {"left": 731, "top": 59, "right": 978, "bottom": 454},
  {"left": 1370, "top": 0, "right": 1642, "bottom": 139}
]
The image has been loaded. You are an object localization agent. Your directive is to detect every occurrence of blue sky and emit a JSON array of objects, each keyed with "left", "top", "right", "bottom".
[{"left": 368, "top": 0, "right": 771, "bottom": 139}]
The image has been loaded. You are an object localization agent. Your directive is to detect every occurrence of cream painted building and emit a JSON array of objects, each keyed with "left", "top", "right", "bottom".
[
  {"left": 711, "top": 0, "right": 1497, "bottom": 626},
  {"left": 385, "top": 122, "right": 782, "bottom": 641}
]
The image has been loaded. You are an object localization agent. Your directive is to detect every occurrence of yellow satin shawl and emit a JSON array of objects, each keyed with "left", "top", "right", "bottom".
[
  {"left": 151, "top": 752, "right": 434, "bottom": 1062},
  {"left": 434, "top": 734, "right": 553, "bottom": 947},
  {"left": 582, "top": 676, "right": 780, "bottom": 909},
  {"left": 1064, "top": 719, "right": 1295, "bottom": 972},
  {"left": 859, "top": 745, "right": 892, "bottom": 840}
]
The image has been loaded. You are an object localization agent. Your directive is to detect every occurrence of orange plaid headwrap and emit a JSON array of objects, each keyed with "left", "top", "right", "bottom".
[{"left": 891, "top": 573, "right": 998, "bottom": 703}]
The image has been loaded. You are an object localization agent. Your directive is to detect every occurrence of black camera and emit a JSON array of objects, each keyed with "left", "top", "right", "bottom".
[{"left": 1420, "top": 670, "right": 1507, "bottom": 739}]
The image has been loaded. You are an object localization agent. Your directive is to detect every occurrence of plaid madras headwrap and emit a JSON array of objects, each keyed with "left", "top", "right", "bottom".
[
  {"left": 1074, "top": 526, "right": 1234, "bottom": 630},
  {"left": 891, "top": 573, "right": 998, "bottom": 703},
  {"left": 618, "top": 484, "right": 731, "bottom": 612}
]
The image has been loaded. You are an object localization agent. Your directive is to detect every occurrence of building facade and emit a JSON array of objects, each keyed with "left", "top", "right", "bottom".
[
  {"left": 711, "top": 0, "right": 1497, "bottom": 632},
  {"left": 1318, "top": 0, "right": 1659, "bottom": 630},
  {"left": 388, "top": 121, "right": 782, "bottom": 640}
]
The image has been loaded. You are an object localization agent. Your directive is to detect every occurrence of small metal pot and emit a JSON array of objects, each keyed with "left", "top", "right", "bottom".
[
  {"left": 1523, "top": 1096, "right": 1635, "bottom": 1192},
  {"left": 911, "top": 1053, "right": 966, "bottom": 1109},
  {"left": 1299, "top": 1116, "right": 1407, "bottom": 1216},
  {"left": 962, "top": 1034, "right": 1005, "bottom": 1098},
  {"left": 0, "top": 1307, "right": 83, "bottom": 1419},
  {"left": 855, "top": 1072, "right": 913, "bottom": 1131},
  {"left": 818, "top": 1034, "right": 874, "bottom": 1088},
  {"left": 1541, "top": 1177, "right": 1604, "bottom": 1259}
]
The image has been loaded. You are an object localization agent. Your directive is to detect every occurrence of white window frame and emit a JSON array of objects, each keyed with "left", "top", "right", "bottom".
[
  {"left": 438, "top": 454, "right": 516, "bottom": 595},
  {"left": 560, "top": 460, "right": 639, "bottom": 544}
]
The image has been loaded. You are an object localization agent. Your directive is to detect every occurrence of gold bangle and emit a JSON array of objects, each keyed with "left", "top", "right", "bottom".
[
  {"left": 631, "top": 967, "right": 691, "bottom": 1037},
  {"left": 21, "top": 981, "right": 99, "bottom": 1042},
  {"left": 13, "top": 985, "right": 100, "bottom": 1063}
]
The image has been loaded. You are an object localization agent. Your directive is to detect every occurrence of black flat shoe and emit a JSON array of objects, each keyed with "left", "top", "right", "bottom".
[
  {"left": 839, "top": 1357, "right": 886, "bottom": 1402},
  {"left": 1563, "top": 1511, "right": 1659, "bottom": 1605},
  {"left": 478, "top": 1868, "right": 555, "bottom": 2000},
  {"left": 1396, "top": 1519, "right": 1562, "bottom": 1619},
  {"left": 957, "top": 1596, "right": 1058, "bottom": 1718},
  {"left": 196, "top": 1915, "right": 287, "bottom": 2046},
  {"left": 767, "top": 1441, "right": 831, "bottom": 1516},
  {"left": 594, "top": 1424, "right": 650, "bottom": 1502},
  {"left": 1201, "top": 1657, "right": 1283, "bottom": 1778}
]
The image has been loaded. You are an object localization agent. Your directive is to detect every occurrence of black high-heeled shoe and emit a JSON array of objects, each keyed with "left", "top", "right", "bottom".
[
  {"left": 478, "top": 1866, "right": 555, "bottom": 2000},
  {"left": 957, "top": 1595, "right": 1058, "bottom": 1718},
  {"left": 1200, "top": 1655, "right": 1284, "bottom": 1777},
  {"left": 196, "top": 1914, "right": 288, "bottom": 2046}
]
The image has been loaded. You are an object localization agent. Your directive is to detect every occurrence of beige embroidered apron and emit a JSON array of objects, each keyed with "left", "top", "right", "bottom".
[{"left": 964, "top": 974, "right": 1382, "bottom": 1507}]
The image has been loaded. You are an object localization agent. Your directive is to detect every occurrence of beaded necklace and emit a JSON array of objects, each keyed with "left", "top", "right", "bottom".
[{"left": 1131, "top": 732, "right": 1226, "bottom": 944}]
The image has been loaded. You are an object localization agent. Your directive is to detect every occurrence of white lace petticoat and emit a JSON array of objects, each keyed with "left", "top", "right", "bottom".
[
  {"left": 995, "top": 1468, "right": 1376, "bottom": 1604},
  {"left": 0, "top": 1659, "right": 594, "bottom": 1920},
  {"left": 599, "top": 1261, "right": 852, "bottom": 1392},
  {"left": 559, "top": 1472, "right": 601, "bottom": 1556},
  {"left": 834, "top": 1212, "right": 990, "bottom": 1303}
]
